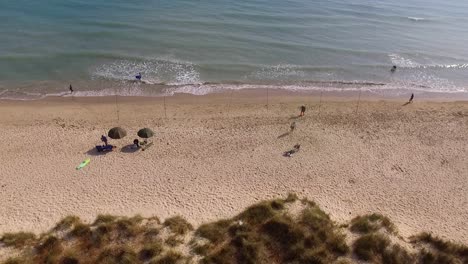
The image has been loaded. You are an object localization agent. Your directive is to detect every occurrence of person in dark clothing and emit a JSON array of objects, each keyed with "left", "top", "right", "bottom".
[
  {"left": 69, "top": 84, "right": 74, "bottom": 94},
  {"left": 290, "top": 121, "right": 296, "bottom": 132},
  {"left": 133, "top": 138, "right": 140, "bottom": 148},
  {"left": 283, "top": 144, "right": 301, "bottom": 157},
  {"left": 135, "top": 72, "right": 142, "bottom": 81},
  {"left": 300, "top": 105, "right": 306, "bottom": 117},
  {"left": 391, "top": 65, "right": 397, "bottom": 73},
  {"left": 101, "top": 135, "right": 108, "bottom": 146},
  {"left": 409, "top": 93, "right": 414, "bottom": 103}
]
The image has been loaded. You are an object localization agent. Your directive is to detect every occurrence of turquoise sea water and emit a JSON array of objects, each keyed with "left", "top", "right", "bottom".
[{"left": 1, "top": 0, "right": 468, "bottom": 99}]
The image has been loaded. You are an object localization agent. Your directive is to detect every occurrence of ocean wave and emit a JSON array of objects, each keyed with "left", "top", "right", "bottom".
[
  {"left": 407, "top": 17, "right": 426, "bottom": 21},
  {"left": 420, "top": 63, "right": 468, "bottom": 69},
  {"left": 153, "top": 82, "right": 467, "bottom": 97},
  {"left": 0, "top": 90, "right": 46, "bottom": 100},
  {"left": 249, "top": 64, "right": 308, "bottom": 80},
  {"left": 389, "top": 54, "right": 468, "bottom": 69},
  {"left": 389, "top": 54, "right": 421, "bottom": 68},
  {"left": 1, "top": 78, "right": 467, "bottom": 101},
  {"left": 92, "top": 59, "right": 201, "bottom": 85}
]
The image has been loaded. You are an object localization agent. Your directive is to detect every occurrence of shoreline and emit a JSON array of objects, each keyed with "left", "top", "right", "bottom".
[
  {"left": 1, "top": 90, "right": 467, "bottom": 244},
  {"left": 1, "top": 87, "right": 468, "bottom": 104}
]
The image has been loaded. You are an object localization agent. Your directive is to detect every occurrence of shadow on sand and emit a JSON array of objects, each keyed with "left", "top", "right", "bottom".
[
  {"left": 121, "top": 144, "right": 140, "bottom": 153},
  {"left": 277, "top": 132, "right": 291, "bottom": 139},
  {"left": 289, "top": 115, "right": 301, "bottom": 120},
  {"left": 85, "top": 147, "right": 107, "bottom": 156}
]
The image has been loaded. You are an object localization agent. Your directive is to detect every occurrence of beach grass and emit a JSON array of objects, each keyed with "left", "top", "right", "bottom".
[
  {"left": 163, "top": 216, "right": 194, "bottom": 236},
  {"left": 350, "top": 213, "right": 396, "bottom": 234},
  {"left": 139, "top": 242, "right": 164, "bottom": 261},
  {"left": 53, "top": 215, "right": 81, "bottom": 231},
  {"left": 411, "top": 232, "right": 468, "bottom": 263},
  {"left": 1, "top": 195, "right": 467, "bottom": 264},
  {"left": 0, "top": 232, "right": 36, "bottom": 248}
]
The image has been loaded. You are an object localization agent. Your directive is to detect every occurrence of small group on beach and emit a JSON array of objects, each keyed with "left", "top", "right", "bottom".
[
  {"left": 95, "top": 136, "right": 151, "bottom": 153},
  {"left": 94, "top": 127, "right": 155, "bottom": 154}
]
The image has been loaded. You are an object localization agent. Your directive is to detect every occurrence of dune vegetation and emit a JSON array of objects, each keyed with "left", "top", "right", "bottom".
[{"left": 1, "top": 194, "right": 467, "bottom": 264}]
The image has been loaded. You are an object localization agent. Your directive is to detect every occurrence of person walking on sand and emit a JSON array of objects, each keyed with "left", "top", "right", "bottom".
[
  {"left": 300, "top": 105, "right": 306, "bottom": 117},
  {"left": 69, "top": 84, "right": 74, "bottom": 94},
  {"left": 290, "top": 121, "right": 296, "bottom": 132},
  {"left": 409, "top": 93, "right": 414, "bottom": 103}
]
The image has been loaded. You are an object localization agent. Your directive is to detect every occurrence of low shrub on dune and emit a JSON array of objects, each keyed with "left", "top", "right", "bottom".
[
  {"left": 54, "top": 216, "right": 82, "bottom": 231},
  {"left": 1, "top": 195, "right": 467, "bottom": 264},
  {"left": 0, "top": 232, "right": 36, "bottom": 248},
  {"left": 96, "top": 246, "right": 139, "bottom": 264},
  {"left": 139, "top": 242, "right": 164, "bottom": 261},
  {"left": 163, "top": 216, "right": 193, "bottom": 236},
  {"left": 151, "top": 250, "right": 186, "bottom": 264},
  {"left": 411, "top": 232, "right": 468, "bottom": 263},
  {"left": 350, "top": 213, "right": 395, "bottom": 234},
  {"left": 197, "top": 196, "right": 348, "bottom": 264},
  {"left": 353, "top": 233, "right": 414, "bottom": 264},
  {"left": 93, "top": 214, "right": 118, "bottom": 225},
  {"left": 34, "top": 235, "right": 63, "bottom": 263}
]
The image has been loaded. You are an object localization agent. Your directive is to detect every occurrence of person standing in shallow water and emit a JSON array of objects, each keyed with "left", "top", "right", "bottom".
[
  {"left": 300, "top": 105, "right": 306, "bottom": 117},
  {"left": 135, "top": 72, "right": 142, "bottom": 81},
  {"left": 69, "top": 84, "right": 73, "bottom": 94},
  {"left": 391, "top": 65, "right": 397, "bottom": 73}
]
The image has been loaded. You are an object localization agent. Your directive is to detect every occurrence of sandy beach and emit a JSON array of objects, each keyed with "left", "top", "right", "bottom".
[{"left": 0, "top": 90, "right": 467, "bottom": 244}]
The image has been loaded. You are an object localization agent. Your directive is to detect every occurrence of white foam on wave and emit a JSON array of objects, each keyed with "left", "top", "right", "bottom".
[
  {"left": 92, "top": 58, "right": 201, "bottom": 85},
  {"left": 64, "top": 85, "right": 145, "bottom": 97},
  {"left": 249, "top": 64, "right": 307, "bottom": 80},
  {"left": 167, "top": 83, "right": 376, "bottom": 97},
  {"left": 389, "top": 54, "right": 421, "bottom": 68},
  {"left": 389, "top": 54, "right": 468, "bottom": 70},
  {"left": 408, "top": 17, "right": 425, "bottom": 21},
  {"left": 2, "top": 80, "right": 466, "bottom": 101},
  {"left": 0, "top": 90, "right": 46, "bottom": 100},
  {"left": 421, "top": 63, "right": 468, "bottom": 69}
]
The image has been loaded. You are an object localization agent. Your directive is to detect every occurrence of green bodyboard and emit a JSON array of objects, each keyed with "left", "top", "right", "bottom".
[{"left": 76, "top": 158, "right": 91, "bottom": 170}]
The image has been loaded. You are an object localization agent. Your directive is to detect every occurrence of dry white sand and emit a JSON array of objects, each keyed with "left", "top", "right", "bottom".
[{"left": 0, "top": 90, "right": 467, "bottom": 244}]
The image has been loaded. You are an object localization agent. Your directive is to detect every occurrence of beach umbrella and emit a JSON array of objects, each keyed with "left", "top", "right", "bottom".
[
  {"left": 137, "top": 128, "right": 154, "bottom": 138},
  {"left": 108, "top": 127, "right": 127, "bottom": 139}
]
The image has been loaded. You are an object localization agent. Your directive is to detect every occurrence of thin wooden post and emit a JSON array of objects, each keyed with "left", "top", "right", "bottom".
[
  {"left": 355, "top": 88, "right": 362, "bottom": 114},
  {"left": 227, "top": 89, "right": 234, "bottom": 114},
  {"left": 163, "top": 95, "right": 167, "bottom": 119},
  {"left": 266, "top": 88, "right": 269, "bottom": 110},
  {"left": 318, "top": 90, "right": 323, "bottom": 116},
  {"left": 115, "top": 94, "right": 120, "bottom": 122}
]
